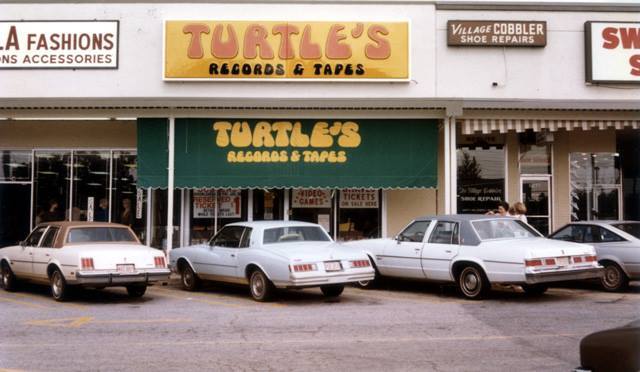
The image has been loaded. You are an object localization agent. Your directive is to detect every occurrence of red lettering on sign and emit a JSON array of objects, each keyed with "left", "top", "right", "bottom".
[
  {"left": 630, "top": 54, "right": 640, "bottom": 76},
  {"left": 619, "top": 28, "right": 640, "bottom": 49},
  {"left": 601, "top": 27, "right": 619, "bottom": 49}
]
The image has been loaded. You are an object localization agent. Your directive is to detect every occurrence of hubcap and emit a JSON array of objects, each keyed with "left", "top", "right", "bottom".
[
  {"left": 52, "top": 273, "right": 62, "bottom": 297},
  {"left": 252, "top": 274, "right": 264, "bottom": 297},
  {"left": 463, "top": 272, "right": 479, "bottom": 293},
  {"left": 604, "top": 266, "right": 620, "bottom": 287},
  {"left": 357, "top": 280, "right": 371, "bottom": 287},
  {"left": 183, "top": 269, "right": 193, "bottom": 287}
]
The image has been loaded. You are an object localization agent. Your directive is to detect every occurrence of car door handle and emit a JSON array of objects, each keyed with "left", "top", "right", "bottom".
[
  {"left": 29, "top": 252, "right": 33, "bottom": 255},
  {"left": 414, "top": 248, "right": 421, "bottom": 252},
  {"left": 230, "top": 254, "right": 236, "bottom": 258},
  {"left": 45, "top": 254, "right": 50, "bottom": 257},
  {"left": 445, "top": 250, "right": 452, "bottom": 253}
]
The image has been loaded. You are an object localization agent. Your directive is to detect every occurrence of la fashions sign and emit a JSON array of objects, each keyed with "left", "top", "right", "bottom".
[
  {"left": 447, "top": 20, "right": 546, "bottom": 47},
  {"left": 164, "top": 20, "right": 409, "bottom": 80},
  {"left": 0, "top": 21, "right": 118, "bottom": 69},
  {"left": 585, "top": 21, "right": 640, "bottom": 83}
]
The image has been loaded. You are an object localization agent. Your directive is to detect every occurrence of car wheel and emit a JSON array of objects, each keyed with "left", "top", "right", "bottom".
[
  {"left": 601, "top": 262, "right": 629, "bottom": 292},
  {"left": 249, "top": 270, "right": 275, "bottom": 302},
  {"left": 321, "top": 284, "right": 345, "bottom": 297},
  {"left": 356, "top": 261, "right": 379, "bottom": 290},
  {"left": 521, "top": 284, "right": 548, "bottom": 296},
  {"left": 1, "top": 262, "right": 17, "bottom": 292},
  {"left": 181, "top": 264, "right": 201, "bottom": 291},
  {"left": 50, "top": 269, "right": 70, "bottom": 302},
  {"left": 126, "top": 285, "right": 147, "bottom": 298},
  {"left": 458, "top": 266, "right": 489, "bottom": 300}
]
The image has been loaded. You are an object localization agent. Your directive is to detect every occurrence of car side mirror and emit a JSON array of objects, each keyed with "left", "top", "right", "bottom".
[
  {"left": 19, "top": 240, "right": 26, "bottom": 247},
  {"left": 395, "top": 235, "right": 403, "bottom": 244}
]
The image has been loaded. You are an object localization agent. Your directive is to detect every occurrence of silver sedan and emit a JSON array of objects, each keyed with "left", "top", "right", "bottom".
[{"left": 549, "top": 221, "right": 640, "bottom": 291}]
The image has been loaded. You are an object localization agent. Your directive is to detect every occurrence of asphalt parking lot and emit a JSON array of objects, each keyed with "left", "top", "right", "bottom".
[{"left": 1, "top": 279, "right": 638, "bottom": 372}]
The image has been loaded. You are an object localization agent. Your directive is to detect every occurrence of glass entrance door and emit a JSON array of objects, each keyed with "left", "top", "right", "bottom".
[{"left": 521, "top": 177, "right": 551, "bottom": 236}]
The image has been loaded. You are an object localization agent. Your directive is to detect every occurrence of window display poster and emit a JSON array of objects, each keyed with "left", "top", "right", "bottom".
[
  {"left": 339, "top": 189, "right": 379, "bottom": 208},
  {"left": 193, "top": 189, "right": 216, "bottom": 218},
  {"left": 217, "top": 189, "right": 242, "bottom": 218},
  {"left": 292, "top": 189, "right": 332, "bottom": 208},
  {"left": 317, "top": 214, "right": 331, "bottom": 233}
]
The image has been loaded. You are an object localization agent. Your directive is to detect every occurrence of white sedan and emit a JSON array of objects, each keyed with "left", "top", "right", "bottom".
[
  {"left": 345, "top": 215, "right": 603, "bottom": 300},
  {"left": 0, "top": 222, "right": 170, "bottom": 301},
  {"left": 168, "top": 221, "right": 375, "bottom": 301}
]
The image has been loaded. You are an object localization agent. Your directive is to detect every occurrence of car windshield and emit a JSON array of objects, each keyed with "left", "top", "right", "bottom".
[
  {"left": 612, "top": 223, "right": 640, "bottom": 239},
  {"left": 472, "top": 219, "right": 541, "bottom": 241},
  {"left": 66, "top": 227, "right": 137, "bottom": 244},
  {"left": 263, "top": 226, "right": 331, "bottom": 244}
]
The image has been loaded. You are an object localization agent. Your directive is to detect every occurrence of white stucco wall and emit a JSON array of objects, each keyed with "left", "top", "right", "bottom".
[{"left": 0, "top": 2, "right": 638, "bottom": 108}]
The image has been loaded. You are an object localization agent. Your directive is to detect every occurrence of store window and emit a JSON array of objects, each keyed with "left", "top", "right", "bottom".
[
  {"left": 112, "top": 151, "right": 146, "bottom": 240},
  {"left": 34, "top": 151, "right": 71, "bottom": 223},
  {"left": 457, "top": 136, "right": 505, "bottom": 214},
  {"left": 570, "top": 152, "right": 621, "bottom": 221},
  {"left": 0, "top": 150, "right": 32, "bottom": 247},
  {"left": 72, "top": 151, "right": 110, "bottom": 221},
  {"left": 520, "top": 143, "right": 551, "bottom": 175},
  {"left": 151, "top": 189, "right": 182, "bottom": 249},
  {"left": 188, "top": 189, "right": 248, "bottom": 245},
  {"left": 253, "top": 189, "right": 284, "bottom": 221},
  {"left": 338, "top": 189, "right": 381, "bottom": 240},
  {"left": 290, "top": 189, "right": 334, "bottom": 236}
]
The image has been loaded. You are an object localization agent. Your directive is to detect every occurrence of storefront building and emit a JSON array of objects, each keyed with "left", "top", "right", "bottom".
[{"left": 1, "top": 1, "right": 638, "bottom": 251}]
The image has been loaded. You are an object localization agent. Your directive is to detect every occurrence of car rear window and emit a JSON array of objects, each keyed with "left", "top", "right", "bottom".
[
  {"left": 66, "top": 227, "right": 137, "bottom": 243},
  {"left": 472, "top": 219, "right": 541, "bottom": 240},
  {"left": 263, "top": 226, "right": 331, "bottom": 244},
  {"left": 612, "top": 223, "right": 640, "bottom": 239}
]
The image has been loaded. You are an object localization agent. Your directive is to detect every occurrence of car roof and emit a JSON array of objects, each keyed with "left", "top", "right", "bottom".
[
  {"left": 414, "top": 214, "right": 514, "bottom": 222},
  {"left": 224, "top": 220, "right": 322, "bottom": 229},
  {"left": 36, "top": 221, "right": 132, "bottom": 228},
  {"left": 564, "top": 221, "right": 640, "bottom": 226}
]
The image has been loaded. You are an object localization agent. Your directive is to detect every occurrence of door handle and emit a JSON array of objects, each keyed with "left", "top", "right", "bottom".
[
  {"left": 45, "top": 254, "right": 50, "bottom": 257},
  {"left": 445, "top": 250, "right": 452, "bottom": 253},
  {"left": 230, "top": 254, "right": 236, "bottom": 258},
  {"left": 29, "top": 252, "right": 33, "bottom": 255},
  {"left": 414, "top": 248, "right": 421, "bottom": 252}
]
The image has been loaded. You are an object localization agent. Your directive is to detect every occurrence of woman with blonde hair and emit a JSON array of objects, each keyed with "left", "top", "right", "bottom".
[{"left": 510, "top": 202, "right": 528, "bottom": 223}]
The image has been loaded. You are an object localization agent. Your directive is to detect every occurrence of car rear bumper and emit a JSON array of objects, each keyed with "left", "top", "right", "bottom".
[
  {"left": 525, "top": 267, "right": 603, "bottom": 284},
  {"left": 276, "top": 271, "right": 375, "bottom": 289},
  {"left": 72, "top": 269, "right": 171, "bottom": 286}
]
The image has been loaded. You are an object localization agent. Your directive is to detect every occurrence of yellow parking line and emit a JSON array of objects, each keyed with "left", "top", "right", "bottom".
[
  {"left": 0, "top": 296, "right": 50, "bottom": 310},
  {"left": 11, "top": 292, "right": 88, "bottom": 310},
  {"left": 96, "top": 318, "right": 190, "bottom": 325}
]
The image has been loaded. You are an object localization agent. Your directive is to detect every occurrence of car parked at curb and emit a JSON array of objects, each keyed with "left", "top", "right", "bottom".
[
  {"left": 549, "top": 221, "right": 640, "bottom": 291},
  {"left": 168, "top": 221, "right": 375, "bottom": 302},
  {"left": 345, "top": 215, "right": 603, "bottom": 300},
  {"left": 0, "top": 222, "right": 170, "bottom": 301}
]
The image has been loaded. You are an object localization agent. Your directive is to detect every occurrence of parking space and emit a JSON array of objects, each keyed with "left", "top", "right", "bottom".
[{"left": 1, "top": 280, "right": 638, "bottom": 371}]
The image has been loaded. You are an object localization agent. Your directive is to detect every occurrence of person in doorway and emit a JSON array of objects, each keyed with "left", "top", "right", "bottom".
[
  {"left": 120, "top": 198, "right": 133, "bottom": 227},
  {"left": 486, "top": 201, "right": 510, "bottom": 216},
  {"left": 510, "top": 202, "right": 528, "bottom": 223},
  {"left": 43, "top": 199, "right": 64, "bottom": 222},
  {"left": 94, "top": 198, "right": 109, "bottom": 222}
]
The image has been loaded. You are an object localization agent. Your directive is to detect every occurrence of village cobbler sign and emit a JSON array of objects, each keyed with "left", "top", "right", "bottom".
[{"left": 164, "top": 20, "right": 409, "bottom": 80}]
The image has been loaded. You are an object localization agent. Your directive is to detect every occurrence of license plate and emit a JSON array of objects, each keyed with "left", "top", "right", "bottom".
[
  {"left": 117, "top": 264, "right": 135, "bottom": 273},
  {"left": 324, "top": 261, "right": 342, "bottom": 272},
  {"left": 556, "top": 257, "right": 569, "bottom": 266}
]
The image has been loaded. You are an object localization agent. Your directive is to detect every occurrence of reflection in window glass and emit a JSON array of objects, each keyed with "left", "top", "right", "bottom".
[
  {"left": 399, "top": 221, "right": 430, "bottom": 242},
  {"left": 72, "top": 151, "right": 110, "bottom": 222},
  {"left": 253, "top": 189, "right": 284, "bottom": 221},
  {"left": 570, "top": 153, "right": 621, "bottom": 221},
  {"left": 34, "top": 151, "right": 70, "bottom": 223},
  {"left": 0, "top": 184, "right": 31, "bottom": 247},
  {"left": 472, "top": 219, "right": 539, "bottom": 240},
  {"left": 457, "top": 145, "right": 505, "bottom": 214},
  {"left": 151, "top": 189, "right": 182, "bottom": 249},
  {"left": 613, "top": 223, "right": 640, "bottom": 239},
  {"left": 263, "top": 226, "right": 331, "bottom": 244},
  {"left": 112, "top": 151, "right": 146, "bottom": 241},
  {"left": 519, "top": 143, "right": 551, "bottom": 175},
  {"left": 338, "top": 189, "right": 381, "bottom": 241},
  {"left": 0, "top": 150, "right": 32, "bottom": 182}
]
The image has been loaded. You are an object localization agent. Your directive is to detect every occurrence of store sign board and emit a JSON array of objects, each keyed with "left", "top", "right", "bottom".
[
  {"left": 0, "top": 21, "right": 119, "bottom": 69},
  {"left": 339, "top": 189, "right": 379, "bottom": 208},
  {"left": 164, "top": 20, "right": 409, "bottom": 80},
  {"left": 193, "top": 189, "right": 216, "bottom": 218},
  {"left": 292, "top": 189, "right": 332, "bottom": 208},
  {"left": 585, "top": 21, "right": 640, "bottom": 84},
  {"left": 192, "top": 189, "right": 242, "bottom": 218},
  {"left": 447, "top": 20, "right": 546, "bottom": 47},
  {"left": 138, "top": 118, "right": 438, "bottom": 189}
]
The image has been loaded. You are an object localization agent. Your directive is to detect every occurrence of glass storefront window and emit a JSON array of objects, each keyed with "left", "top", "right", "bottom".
[
  {"left": 151, "top": 189, "right": 182, "bottom": 249},
  {"left": 188, "top": 189, "right": 248, "bottom": 245},
  {"left": 290, "top": 189, "right": 334, "bottom": 236},
  {"left": 570, "top": 152, "right": 621, "bottom": 221},
  {"left": 112, "top": 151, "right": 146, "bottom": 241},
  {"left": 0, "top": 150, "right": 32, "bottom": 182},
  {"left": 457, "top": 141, "right": 505, "bottom": 214},
  {"left": 520, "top": 143, "right": 551, "bottom": 175},
  {"left": 34, "top": 151, "right": 71, "bottom": 223},
  {"left": 72, "top": 151, "right": 110, "bottom": 221},
  {"left": 253, "top": 189, "right": 284, "bottom": 221},
  {"left": 338, "top": 189, "right": 381, "bottom": 240}
]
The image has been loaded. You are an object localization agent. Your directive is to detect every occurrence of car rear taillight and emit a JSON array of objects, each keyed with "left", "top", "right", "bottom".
[
  {"left": 350, "top": 259, "right": 371, "bottom": 268},
  {"left": 573, "top": 256, "right": 583, "bottom": 263},
  {"left": 154, "top": 256, "right": 166, "bottom": 268},
  {"left": 584, "top": 255, "right": 597, "bottom": 262},
  {"left": 290, "top": 263, "right": 317, "bottom": 272},
  {"left": 544, "top": 258, "right": 556, "bottom": 266},
  {"left": 525, "top": 259, "right": 543, "bottom": 267},
  {"left": 81, "top": 257, "right": 94, "bottom": 270}
]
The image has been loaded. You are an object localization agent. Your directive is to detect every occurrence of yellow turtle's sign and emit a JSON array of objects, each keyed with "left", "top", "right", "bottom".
[{"left": 164, "top": 20, "right": 409, "bottom": 80}]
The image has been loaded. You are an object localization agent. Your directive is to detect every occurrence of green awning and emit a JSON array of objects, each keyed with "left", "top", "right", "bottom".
[{"left": 138, "top": 118, "right": 438, "bottom": 189}]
